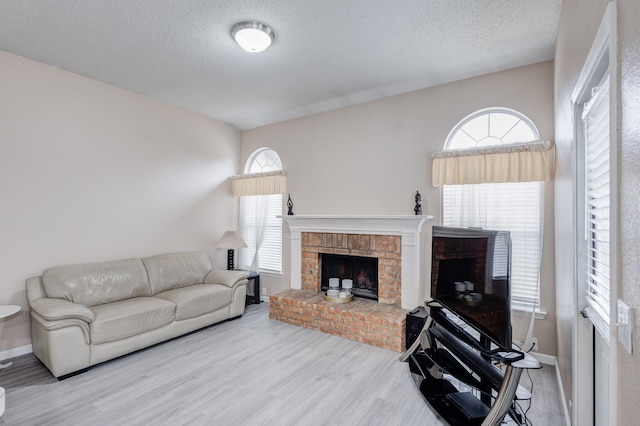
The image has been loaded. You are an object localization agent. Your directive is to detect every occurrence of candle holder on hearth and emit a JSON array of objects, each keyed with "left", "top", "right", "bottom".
[{"left": 323, "top": 292, "right": 354, "bottom": 303}]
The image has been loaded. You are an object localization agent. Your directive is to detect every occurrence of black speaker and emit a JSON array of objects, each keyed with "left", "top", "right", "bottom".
[{"left": 406, "top": 306, "right": 428, "bottom": 349}]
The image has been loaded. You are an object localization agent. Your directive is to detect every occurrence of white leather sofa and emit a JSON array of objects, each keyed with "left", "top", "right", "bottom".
[{"left": 26, "top": 251, "right": 248, "bottom": 378}]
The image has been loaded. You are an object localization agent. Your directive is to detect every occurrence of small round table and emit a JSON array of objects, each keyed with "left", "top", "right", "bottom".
[
  {"left": 0, "top": 305, "right": 21, "bottom": 369},
  {"left": 0, "top": 305, "right": 19, "bottom": 417}
]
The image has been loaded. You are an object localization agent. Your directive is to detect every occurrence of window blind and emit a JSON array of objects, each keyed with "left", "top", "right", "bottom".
[
  {"left": 443, "top": 181, "right": 542, "bottom": 307},
  {"left": 582, "top": 75, "right": 611, "bottom": 337},
  {"left": 239, "top": 194, "right": 283, "bottom": 274},
  {"left": 492, "top": 231, "right": 511, "bottom": 279}
]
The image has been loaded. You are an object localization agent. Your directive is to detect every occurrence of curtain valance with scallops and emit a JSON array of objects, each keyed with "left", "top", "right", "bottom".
[
  {"left": 231, "top": 171, "right": 286, "bottom": 196},
  {"left": 432, "top": 140, "right": 555, "bottom": 186}
]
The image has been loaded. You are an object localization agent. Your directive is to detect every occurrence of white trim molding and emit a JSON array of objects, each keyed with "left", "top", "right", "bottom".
[
  {"left": 0, "top": 344, "right": 32, "bottom": 362},
  {"left": 570, "top": 3, "right": 618, "bottom": 426}
]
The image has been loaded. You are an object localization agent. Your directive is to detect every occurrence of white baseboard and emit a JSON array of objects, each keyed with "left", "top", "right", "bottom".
[
  {"left": 0, "top": 344, "right": 32, "bottom": 362},
  {"left": 553, "top": 356, "right": 572, "bottom": 426},
  {"left": 530, "top": 351, "right": 556, "bottom": 366}
]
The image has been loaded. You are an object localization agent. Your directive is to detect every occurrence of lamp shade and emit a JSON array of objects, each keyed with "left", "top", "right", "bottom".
[{"left": 216, "top": 231, "right": 248, "bottom": 249}]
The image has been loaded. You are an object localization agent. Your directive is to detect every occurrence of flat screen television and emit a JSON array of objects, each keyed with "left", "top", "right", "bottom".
[{"left": 430, "top": 226, "right": 512, "bottom": 351}]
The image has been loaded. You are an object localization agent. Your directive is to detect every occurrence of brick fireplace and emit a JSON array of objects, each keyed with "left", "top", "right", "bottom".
[
  {"left": 301, "top": 232, "right": 402, "bottom": 306},
  {"left": 270, "top": 215, "right": 432, "bottom": 352},
  {"left": 283, "top": 215, "right": 432, "bottom": 309}
]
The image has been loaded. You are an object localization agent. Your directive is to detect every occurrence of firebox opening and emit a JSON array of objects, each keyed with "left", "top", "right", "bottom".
[{"left": 320, "top": 253, "right": 378, "bottom": 301}]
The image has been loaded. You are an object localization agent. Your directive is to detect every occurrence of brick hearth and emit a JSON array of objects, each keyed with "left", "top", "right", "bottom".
[
  {"left": 269, "top": 289, "right": 408, "bottom": 352},
  {"left": 274, "top": 216, "right": 431, "bottom": 353}
]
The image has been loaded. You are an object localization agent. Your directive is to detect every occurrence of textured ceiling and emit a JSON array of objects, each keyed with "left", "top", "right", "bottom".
[{"left": 0, "top": 0, "right": 562, "bottom": 130}]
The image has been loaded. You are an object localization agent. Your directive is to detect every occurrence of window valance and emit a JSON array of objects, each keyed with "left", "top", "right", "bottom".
[
  {"left": 231, "top": 171, "right": 286, "bottom": 196},
  {"left": 432, "top": 140, "right": 555, "bottom": 186}
]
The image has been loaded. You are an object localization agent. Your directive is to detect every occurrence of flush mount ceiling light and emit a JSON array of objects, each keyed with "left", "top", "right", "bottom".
[{"left": 231, "top": 21, "right": 275, "bottom": 53}]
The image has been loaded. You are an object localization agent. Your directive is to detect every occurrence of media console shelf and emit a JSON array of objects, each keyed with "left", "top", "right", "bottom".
[{"left": 400, "top": 304, "right": 541, "bottom": 426}]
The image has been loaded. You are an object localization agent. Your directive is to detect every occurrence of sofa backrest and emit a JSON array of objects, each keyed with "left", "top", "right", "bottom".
[
  {"left": 142, "top": 251, "right": 212, "bottom": 295},
  {"left": 42, "top": 259, "right": 151, "bottom": 306}
]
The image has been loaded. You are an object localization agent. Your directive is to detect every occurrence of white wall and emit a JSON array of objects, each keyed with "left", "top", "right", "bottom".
[
  {"left": 0, "top": 51, "right": 241, "bottom": 352},
  {"left": 617, "top": 1, "right": 640, "bottom": 422},
  {"left": 555, "top": 1, "right": 640, "bottom": 423},
  {"left": 553, "top": 0, "right": 609, "bottom": 414},
  {"left": 241, "top": 62, "right": 558, "bottom": 355}
]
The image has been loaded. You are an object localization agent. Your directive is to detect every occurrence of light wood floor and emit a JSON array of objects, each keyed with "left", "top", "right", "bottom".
[{"left": 0, "top": 303, "right": 565, "bottom": 425}]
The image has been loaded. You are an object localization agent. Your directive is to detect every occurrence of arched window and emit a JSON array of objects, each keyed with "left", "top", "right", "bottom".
[
  {"left": 445, "top": 108, "right": 539, "bottom": 149},
  {"left": 245, "top": 147, "right": 283, "bottom": 174},
  {"left": 442, "top": 108, "right": 543, "bottom": 309},
  {"left": 238, "top": 148, "right": 283, "bottom": 274}
]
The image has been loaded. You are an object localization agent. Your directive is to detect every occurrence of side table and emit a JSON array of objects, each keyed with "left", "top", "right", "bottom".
[
  {"left": 0, "top": 305, "right": 20, "bottom": 369},
  {"left": 243, "top": 271, "right": 261, "bottom": 305},
  {"left": 0, "top": 304, "right": 20, "bottom": 418}
]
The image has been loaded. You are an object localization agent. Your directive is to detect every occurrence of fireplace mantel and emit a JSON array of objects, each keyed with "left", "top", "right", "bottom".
[
  {"left": 283, "top": 215, "right": 433, "bottom": 309},
  {"left": 282, "top": 215, "right": 431, "bottom": 234}
]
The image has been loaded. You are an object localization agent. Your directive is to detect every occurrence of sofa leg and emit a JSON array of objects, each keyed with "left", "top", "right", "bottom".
[
  {"left": 228, "top": 315, "right": 243, "bottom": 321},
  {"left": 57, "top": 367, "right": 89, "bottom": 381}
]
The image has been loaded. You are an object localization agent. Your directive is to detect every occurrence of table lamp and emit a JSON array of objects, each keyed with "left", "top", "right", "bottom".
[{"left": 216, "top": 231, "right": 248, "bottom": 270}]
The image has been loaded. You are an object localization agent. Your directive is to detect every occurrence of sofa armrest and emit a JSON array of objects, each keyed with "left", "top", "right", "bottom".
[
  {"left": 204, "top": 270, "right": 249, "bottom": 288},
  {"left": 30, "top": 297, "right": 95, "bottom": 323},
  {"left": 26, "top": 276, "right": 47, "bottom": 302},
  {"left": 30, "top": 310, "right": 92, "bottom": 345}
]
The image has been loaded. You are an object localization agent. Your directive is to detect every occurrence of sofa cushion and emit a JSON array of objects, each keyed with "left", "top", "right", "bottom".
[
  {"left": 89, "top": 297, "right": 175, "bottom": 345},
  {"left": 42, "top": 259, "right": 151, "bottom": 307},
  {"left": 154, "top": 284, "right": 232, "bottom": 320},
  {"left": 143, "top": 252, "right": 212, "bottom": 295}
]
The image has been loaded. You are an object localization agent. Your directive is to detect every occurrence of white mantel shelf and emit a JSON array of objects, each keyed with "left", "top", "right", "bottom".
[
  {"left": 282, "top": 215, "right": 434, "bottom": 309},
  {"left": 282, "top": 215, "right": 432, "bottom": 235}
]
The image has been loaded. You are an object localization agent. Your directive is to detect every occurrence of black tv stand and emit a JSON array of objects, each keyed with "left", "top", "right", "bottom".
[{"left": 400, "top": 304, "right": 541, "bottom": 425}]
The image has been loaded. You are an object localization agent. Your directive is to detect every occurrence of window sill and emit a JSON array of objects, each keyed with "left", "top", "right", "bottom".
[
  {"left": 238, "top": 267, "right": 283, "bottom": 278},
  {"left": 512, "top": 304, "right": 547, "bottom": 320},
  {"left": 257, "top": 270, "right": 284, "bottom": 279}
]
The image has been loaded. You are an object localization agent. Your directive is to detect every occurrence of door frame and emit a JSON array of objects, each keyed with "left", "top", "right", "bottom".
[{"left": 570, "top": 2, "right": 618, "bottom": 425}]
